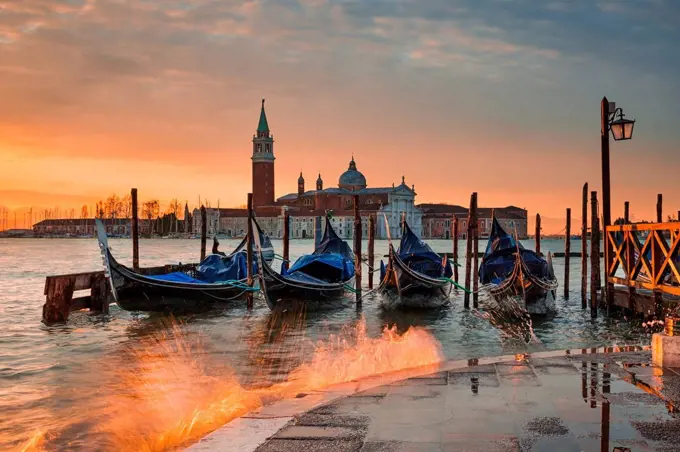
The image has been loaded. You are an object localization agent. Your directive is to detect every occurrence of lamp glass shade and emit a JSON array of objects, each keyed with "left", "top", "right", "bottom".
[{"left": 611, "top": 118, "right": 635, "bottom": 141}]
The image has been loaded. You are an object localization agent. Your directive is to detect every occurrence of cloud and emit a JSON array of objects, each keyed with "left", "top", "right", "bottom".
[{"left": 0, "top": 0, "right": 677, "bottom": 217}]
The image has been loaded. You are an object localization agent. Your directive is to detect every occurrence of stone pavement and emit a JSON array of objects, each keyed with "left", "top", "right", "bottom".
[{"left": 189, "top": 348, "right": 680, "bottom": 452}]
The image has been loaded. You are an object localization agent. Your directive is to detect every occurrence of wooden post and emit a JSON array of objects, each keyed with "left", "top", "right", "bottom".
[
  {"left": 42, "top": 278, "right": 75, "bottom": 324},
  {"left": 368, "top": 214, "right": 375, "bottom": 290},
  {"left": 246, "top": 194, "right": 254, "bottom": 309},
  {"left": 90, "top": 272, "right": 109, "bottom": 314},
  {"left": 314, "top": 216, "right": 322, "bottom": 248},
  {"left": 581, "top": 183, "right": 588, "bottom": 309},
  {"left": 464, "top": 193, "right": 476, "bottom": 308},
  {"left": 282, "top": 208, "right": 290, "bottom": 272},
  {"left": 200, "top": 205, "right": 207, "bottom": 261},
  {"left": 624, "top": 201, "right": 636, "bottom": 313},
  {"left": 472, "top": 194, "right": 479, "bottom": 308},
  {"left": 590, "top": 191, "right": 599, "bottom": 318},
  {"left": 535, "top": 213, "right": 541, "bottom": 256},
  {"left": 353, "top": 195, "right": 362, "bottom": 304},
  {"left": 565, "top": 208, "right": 571, "bottom": 298},
  {"left": 452, "top": 216, "right": 459, "bottom": 284},
  {"left": 601, "top": 97, "right": 613, "bottom": 312},
  {"left": 657, "top": 193, "right": 663, "bottom": 223},
  {"left": 131, "top": 188, "right": 139, "bottom": 271}
]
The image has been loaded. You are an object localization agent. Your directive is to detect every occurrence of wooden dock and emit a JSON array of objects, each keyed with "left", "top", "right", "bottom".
[{"left": 42, "top": 263, "right": 198, "bottom": 324}]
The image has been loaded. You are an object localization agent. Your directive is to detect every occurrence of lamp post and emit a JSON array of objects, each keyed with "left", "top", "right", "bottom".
[{"left": 601, "top": 96, "right": 635, "bottom": 308}]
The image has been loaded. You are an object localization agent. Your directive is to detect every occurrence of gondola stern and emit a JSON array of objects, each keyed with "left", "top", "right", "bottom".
[{"left": 95, "top": 219, "right": 119, "bottom": 302}]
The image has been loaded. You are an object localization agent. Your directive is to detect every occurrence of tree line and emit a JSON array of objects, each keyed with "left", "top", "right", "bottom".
[{"left": 92, "top": 194, "right": 191, "bottom": 236}]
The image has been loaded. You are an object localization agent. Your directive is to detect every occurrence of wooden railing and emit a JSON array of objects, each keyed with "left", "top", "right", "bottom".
[{"left": 605, "top": 222, "right": 680, "bottom": 297}]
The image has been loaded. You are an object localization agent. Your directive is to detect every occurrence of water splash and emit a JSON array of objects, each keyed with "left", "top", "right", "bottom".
[
  {"left": 474, "top": 291, "right": 540, "bottom": 345},
  {"left": 16, "top": 317, "right": 442, "bottom": 451}
]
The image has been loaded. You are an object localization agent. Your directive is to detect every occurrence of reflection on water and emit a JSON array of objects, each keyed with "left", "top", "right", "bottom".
[{"left": 0, "top": 238, "right": 650, "bottom": 449}]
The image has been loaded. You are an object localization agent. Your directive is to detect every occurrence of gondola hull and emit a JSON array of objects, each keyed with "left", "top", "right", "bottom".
[
  {"left": 107, "top": 250, "right": 247, "bottom": 312},
  {"left": 486, "top": 254, "right": 557, "bottom": 316},
  {"left": 379, "top": 247, "right": 452, "bottom": 309},
  {"left": 257, "top": 256, "right": 353, "bottom": 311}
]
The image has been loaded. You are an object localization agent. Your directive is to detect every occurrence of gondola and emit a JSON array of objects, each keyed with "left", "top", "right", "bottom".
[
  {"left": 479, "top": 217, "right": 557, "bottom": 315},
  {"left": 254, "top": 216, "right": 355, "bottom": 311},
  {"left": 96, "top": 219, "right": 274, "bottom": 312},
  {"left": 378, "top": 219, "right": 453, "bottom": 308}
]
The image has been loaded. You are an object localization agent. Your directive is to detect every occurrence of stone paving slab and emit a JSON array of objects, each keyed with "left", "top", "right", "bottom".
[{"left": 187, "top": 347, "right": 680, "bottom": 452}]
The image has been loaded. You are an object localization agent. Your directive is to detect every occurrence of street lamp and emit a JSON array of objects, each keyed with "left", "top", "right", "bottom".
[
  {"left": 601, "top": 96, "right": 635, "bottom": 308},
  {"left": 609, "top": 108, "right": 636, "bottom": 141}
]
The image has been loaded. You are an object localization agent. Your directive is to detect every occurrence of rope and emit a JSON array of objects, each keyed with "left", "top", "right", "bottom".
[
  {"left": 272, "top": 253, "right": 290, "bottom": 262},
  {"left": 343, "top": 283, "right": 359, "bottom": 294},
  {"left": 438, "top": 277, "right": 472, "bottom": 294}
]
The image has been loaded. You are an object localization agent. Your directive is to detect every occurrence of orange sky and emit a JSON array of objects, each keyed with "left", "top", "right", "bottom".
[{"left": 1, "top": 0, "right": 678, "bottom": 233}]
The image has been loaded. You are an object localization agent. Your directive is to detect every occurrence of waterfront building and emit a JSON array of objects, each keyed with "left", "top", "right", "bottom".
[
  {"left": 32, "top": 218, "right": 148, "bottom": 237},
  {"left": 419, "top": 204, "right": 528, "bottom": 239}
]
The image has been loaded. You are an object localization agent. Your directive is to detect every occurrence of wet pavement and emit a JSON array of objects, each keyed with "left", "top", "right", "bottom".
[{"left": 243, "top": 350, "right": 680, "bottom": 452}]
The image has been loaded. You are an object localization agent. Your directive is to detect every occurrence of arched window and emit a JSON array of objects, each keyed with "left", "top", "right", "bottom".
[
  {"left": 265, "top": 144, "right": 270, "bottom": 153},
  {"left": 257, "top": 144, "right": 261, "bottom": 153}
]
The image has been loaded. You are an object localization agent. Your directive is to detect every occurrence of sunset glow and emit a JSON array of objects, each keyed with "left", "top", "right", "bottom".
[{"left": 1, "top": 0, "right": 678, "bottom": 232}]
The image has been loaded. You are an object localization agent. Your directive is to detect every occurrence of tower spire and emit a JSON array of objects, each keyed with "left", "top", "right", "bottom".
[{"left": 257, "top": 98, "right": 270, "bottom": 135}]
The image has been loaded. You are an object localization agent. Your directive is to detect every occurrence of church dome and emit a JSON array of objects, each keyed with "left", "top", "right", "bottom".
[{"left": 338, "top": 157, "right": 367, "bottom": 191}]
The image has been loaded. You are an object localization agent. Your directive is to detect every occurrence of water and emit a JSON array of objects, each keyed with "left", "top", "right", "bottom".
[{"left": 0, "top": 237, "right": 647, "bottom": 450}]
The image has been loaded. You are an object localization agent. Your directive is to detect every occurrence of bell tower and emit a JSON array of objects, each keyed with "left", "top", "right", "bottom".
[
  {"left": 298, "top": 172, "right": 305, "bottom": 195},
  {"left": 252, "top": 99, "right": 275, "bottom": 208}
]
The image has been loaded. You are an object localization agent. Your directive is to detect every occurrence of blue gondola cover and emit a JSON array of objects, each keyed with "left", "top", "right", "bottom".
[
  {"left": 479, "top": 217, "right": 548, "bottom": 284},
  {"left": 195, "top": 252, "right": 255, "bottom": 283},
  {"left": 285, "top": 217, "right": 355, "bottom": 283},
  {"left": 397, "top": 222, "right": 453, "bottom": 278}
]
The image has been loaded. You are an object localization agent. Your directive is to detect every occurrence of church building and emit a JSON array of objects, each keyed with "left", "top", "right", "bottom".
[{"left": 194, "top": 99, "right": 422, "bottom": 239}]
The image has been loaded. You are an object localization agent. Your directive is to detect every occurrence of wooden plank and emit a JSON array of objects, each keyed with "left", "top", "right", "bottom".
[
  {"left": 606, "top": 222, "right": 680, "bottom": 232},
  {"left": 608, "top": 276, "right": 680, "bottom": 296}
]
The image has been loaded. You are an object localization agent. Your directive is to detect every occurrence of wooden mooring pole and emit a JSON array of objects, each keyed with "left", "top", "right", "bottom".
[
  {"left": 246, "top": 193, "right": 254, "bottom": 309},
  {"left": 654, "top": 194, "right": 663, "bottom": 317},
  {"left": 590, "top": 191, "right": 600, "bottom": 318},
  {"left": 535, "top": 213, "right": 541, "bottom": 256},
  {"left": 581, "top": 183, "right": 588, "bottom": 309},
  {"left": 131, "top": 188, "right": 139, "bottom": 271},
  {"left": 368, "top": 214, "right": 375, "bottom": 290},
  {"left": 200, "top": 205, "right": 207, "bottom": 261},
  {"left": 464, "top": 194, "right": 475, "bottom": 309},
  {"left": 353, "top": 195, "right": 362, "bottom": 305},
  {"left": 624, "top": 201, "right": 636, "bottom": 312},
  {"left": 452, "top": 216, "right": 459, "bottom": 284},
  {"left": 472, "top": 194, "right": 479, "bottom": 308},
  {"left": 564, "top": 208, "right": 571, "bottom": 298},
  {"left": 282, "top": 208, "right": 290, "bottom": 272}
]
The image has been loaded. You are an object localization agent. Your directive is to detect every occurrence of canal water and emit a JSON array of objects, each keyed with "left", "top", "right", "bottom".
[{"left": 0, "top": 238, "right": 648, "bottom": 450}]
